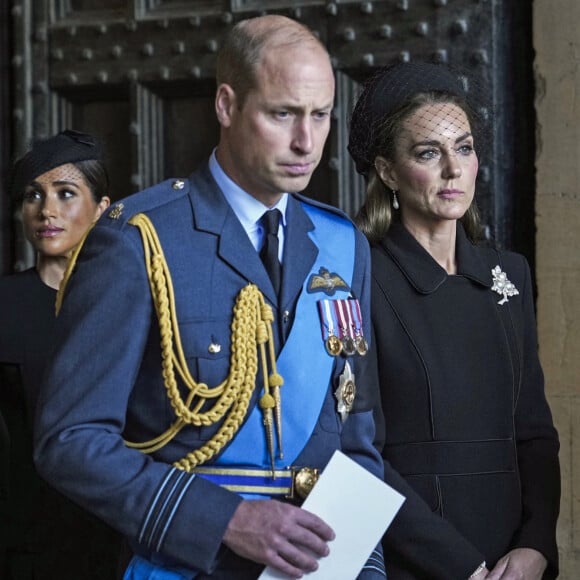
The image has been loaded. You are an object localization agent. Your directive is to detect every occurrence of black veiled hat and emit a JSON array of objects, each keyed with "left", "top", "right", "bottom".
[
  {"left": 347, "top": 61, "right": 474, "bottom": 177},
  {"left": 11, "top": 129, "right": 104, "bottom": 199}
]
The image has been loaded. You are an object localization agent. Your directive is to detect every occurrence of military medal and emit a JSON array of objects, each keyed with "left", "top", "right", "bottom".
[
  {"left": 350, "top": 300, "right": 368, "bottom": 356},
  {"left": 326, "top": 334, "right": 343, "bottom": 356},
  {"left": 335, "top": 361, "right": 356, "bottom": 422},
  {"left": 336, "top": 300, "right": 358, "bottom": 357},
  {"left": 355, "top": 336, "right": 368, "bottom": 356},
  {"left": 318, "top": 299, "right": 343, "bottom": 356},
  {"left": 318, "top": 296, "right": 368, "bottom": 358},
  {"left": 342, "top": 336, "right": 357, "bottom": 356}
]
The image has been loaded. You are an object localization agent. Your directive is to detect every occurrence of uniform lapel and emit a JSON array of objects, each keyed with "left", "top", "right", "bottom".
[
  {"left": 219, "top": 211, "right": 278, "bottom": 304},
  {"left": 280, "top": 196, "right": 318, "bottom": 310},
  {"left": 188, "top": 165, "right": 278, "bottom": 305}
]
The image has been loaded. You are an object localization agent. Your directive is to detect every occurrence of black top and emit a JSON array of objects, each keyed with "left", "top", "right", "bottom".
[
  {"left": 0, "top": 408, "right": 8, "bottom": 515},
  {"left": 0, "top": 268, "right": 121, "bottom": 580},
  {"left": 358, "top": 224, "right": 560, "bottom": 580}
]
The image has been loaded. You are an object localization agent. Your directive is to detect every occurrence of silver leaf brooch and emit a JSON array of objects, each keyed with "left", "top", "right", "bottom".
[{"left": 491, "top": 265, "right": 519, "bottom": 305}]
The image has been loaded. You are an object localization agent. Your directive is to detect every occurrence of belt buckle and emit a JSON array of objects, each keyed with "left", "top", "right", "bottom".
[{"left": 289, "top": 466, "right": 320, "bottom": 500}]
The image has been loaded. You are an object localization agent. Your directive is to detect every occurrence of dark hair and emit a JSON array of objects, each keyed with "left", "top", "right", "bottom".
[
  {"left": 10, "top": 129, "right": 108, "bottom": 202},
  {"left": 73, "top": 159, "right": 110, "bottom": 203}
]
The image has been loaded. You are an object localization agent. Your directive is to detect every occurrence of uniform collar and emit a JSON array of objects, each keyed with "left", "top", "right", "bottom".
[
  {"left": 380, "top": 222, "right": 492, "bottom": 294},
  {"left": 208, "top": 149, "right": 288, "bottom": 249}
]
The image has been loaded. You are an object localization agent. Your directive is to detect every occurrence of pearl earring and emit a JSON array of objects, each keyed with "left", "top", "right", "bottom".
[{"left": 392, "top": 191, "right": 400, "bottom": 210}]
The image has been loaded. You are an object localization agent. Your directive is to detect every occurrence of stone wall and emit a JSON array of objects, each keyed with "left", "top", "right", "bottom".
[{"left": 534, "top": 2, "right": 580, "bottom": 577}]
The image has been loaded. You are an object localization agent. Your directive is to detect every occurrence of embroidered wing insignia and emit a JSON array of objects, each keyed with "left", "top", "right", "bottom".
[{"left": 308, "top": 267, "right": 350, "bottom": 296}]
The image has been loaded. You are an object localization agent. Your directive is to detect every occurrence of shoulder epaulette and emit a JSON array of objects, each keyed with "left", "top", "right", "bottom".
[{"left": 101, "top": 178, "right": 190, "bottom": 229}]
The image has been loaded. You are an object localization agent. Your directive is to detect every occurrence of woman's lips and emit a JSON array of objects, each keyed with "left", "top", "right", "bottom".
[
  {"left": 438, "top": 189, "right": 464, "bottom": 199},
  {"left": 36, "top": 226, "right": 64, "bottom": 238}
]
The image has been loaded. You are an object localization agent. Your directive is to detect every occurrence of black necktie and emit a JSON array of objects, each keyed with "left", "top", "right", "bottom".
[{"left": 259, "top": 209, "right": 282, "bottom": 295}]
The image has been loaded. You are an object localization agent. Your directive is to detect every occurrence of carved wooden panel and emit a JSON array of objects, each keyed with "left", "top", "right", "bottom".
[{"left": 6, "top": 0, "right": 534, "bottom": 271}]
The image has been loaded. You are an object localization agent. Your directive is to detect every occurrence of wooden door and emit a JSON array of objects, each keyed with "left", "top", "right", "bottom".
[{"left": 4, "top": 0, "right": 535, "bottom": 272}]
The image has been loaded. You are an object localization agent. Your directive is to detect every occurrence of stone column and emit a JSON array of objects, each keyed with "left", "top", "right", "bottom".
[{"left": 534, "top": 1, "right": 580, "bottom": 576}]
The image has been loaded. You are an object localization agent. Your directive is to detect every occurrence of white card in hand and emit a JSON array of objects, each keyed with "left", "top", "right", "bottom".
[{"left": 258, "top": 450, "right": 405, "bottom": 579}]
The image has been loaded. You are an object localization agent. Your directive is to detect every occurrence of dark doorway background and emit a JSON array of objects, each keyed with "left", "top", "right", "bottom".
[{"left": 0, "top": 0, "right": 536, "bottom": 280}]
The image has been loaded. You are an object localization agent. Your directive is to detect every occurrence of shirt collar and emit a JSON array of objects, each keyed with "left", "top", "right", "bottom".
[{"left": 209, "top": 149, "right": 288, "bottom": 236}]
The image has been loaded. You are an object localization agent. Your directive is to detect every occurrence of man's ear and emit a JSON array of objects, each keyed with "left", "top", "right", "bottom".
[
  {"left": 374, "top": 156, "right": 398, "bottom": 191},
  {"left": 215, "top": 83, "right": 237, "bottom": 128}
]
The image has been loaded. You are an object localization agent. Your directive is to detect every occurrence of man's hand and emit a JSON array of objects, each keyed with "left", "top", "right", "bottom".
[
  {"left": 485, "top": 548, "right": 547, "bottom": 580},
  {"left": 223, "top": 499, "right": 335, "bottom": 578}
]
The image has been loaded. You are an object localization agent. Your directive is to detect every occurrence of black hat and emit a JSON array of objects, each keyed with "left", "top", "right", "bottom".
[
  {"left": 11, "top": 129, "right": 104, "bottom": 198},
  {"left": 348, "top": 62, "right": 471, "bottom": 177}
]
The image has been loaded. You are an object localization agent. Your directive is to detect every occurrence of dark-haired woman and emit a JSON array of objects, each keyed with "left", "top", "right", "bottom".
[
  {"left": 349, "top": 63, "right": 560, "bottom": 580},
  {"left": 0, "top": 130, "right": 121, "bottom": 579}
]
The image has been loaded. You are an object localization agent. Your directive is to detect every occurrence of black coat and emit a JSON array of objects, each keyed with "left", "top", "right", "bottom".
[
  {"left": 361, "top": 224, "right": 560, "bottom": 579},
  {"left": 0, "top": 269, "right": 122, "bottom": 580}
]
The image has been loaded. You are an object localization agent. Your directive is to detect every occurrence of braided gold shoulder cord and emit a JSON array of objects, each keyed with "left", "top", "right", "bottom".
[{"left": 57, "top": 214, "right": 284, "bottom": 473}]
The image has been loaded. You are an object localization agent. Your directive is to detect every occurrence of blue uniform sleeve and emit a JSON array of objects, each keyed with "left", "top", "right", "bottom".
[{"left": 33, "top": 223, "right": 242, "bottom": 574}]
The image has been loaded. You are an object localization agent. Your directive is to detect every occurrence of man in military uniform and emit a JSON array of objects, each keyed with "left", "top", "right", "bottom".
[{"left": 34, "top": 15, "right": 385, "bottom": 579}]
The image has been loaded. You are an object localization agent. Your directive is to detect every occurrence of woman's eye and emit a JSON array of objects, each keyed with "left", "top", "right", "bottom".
[
  {"left": 23, "top": 190, "right": 42, "bottom": 201},
  {"left": 457, "top": 144, "right": 474, "bottom": 155},
  {"left": 416, "top": 149, "right": 439, "bottom": 160}
]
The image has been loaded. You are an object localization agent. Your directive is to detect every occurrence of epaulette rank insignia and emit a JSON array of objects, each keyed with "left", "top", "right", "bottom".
[
  {"left": 172, "top": 179, "right": 185, "bottom": 190},
  {"left": 108, "top": 203, "right": 124, "bottom": 220}
]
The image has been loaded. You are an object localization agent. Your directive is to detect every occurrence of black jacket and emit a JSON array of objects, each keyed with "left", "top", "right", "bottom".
[{"left": 360, "top": 223, "right": 560, "bottom": 579}]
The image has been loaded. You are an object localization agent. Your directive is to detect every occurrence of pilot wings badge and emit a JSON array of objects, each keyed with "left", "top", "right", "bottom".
[{"left": 308, "top": 267, "right": 350, "bottom": 296}]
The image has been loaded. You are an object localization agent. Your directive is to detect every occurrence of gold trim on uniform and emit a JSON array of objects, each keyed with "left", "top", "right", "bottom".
[
  {"left": 108, "top": 203, "right": 124, "bottom": 220},
  {"left": 192, "top": 465, "right": 320, "bottom": 499},
  {"left": 194, "top": 466, "right": 290, "bottom": 477},
  {"left": 293, "top": 467, "right": 320, "bottom": 499}
]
